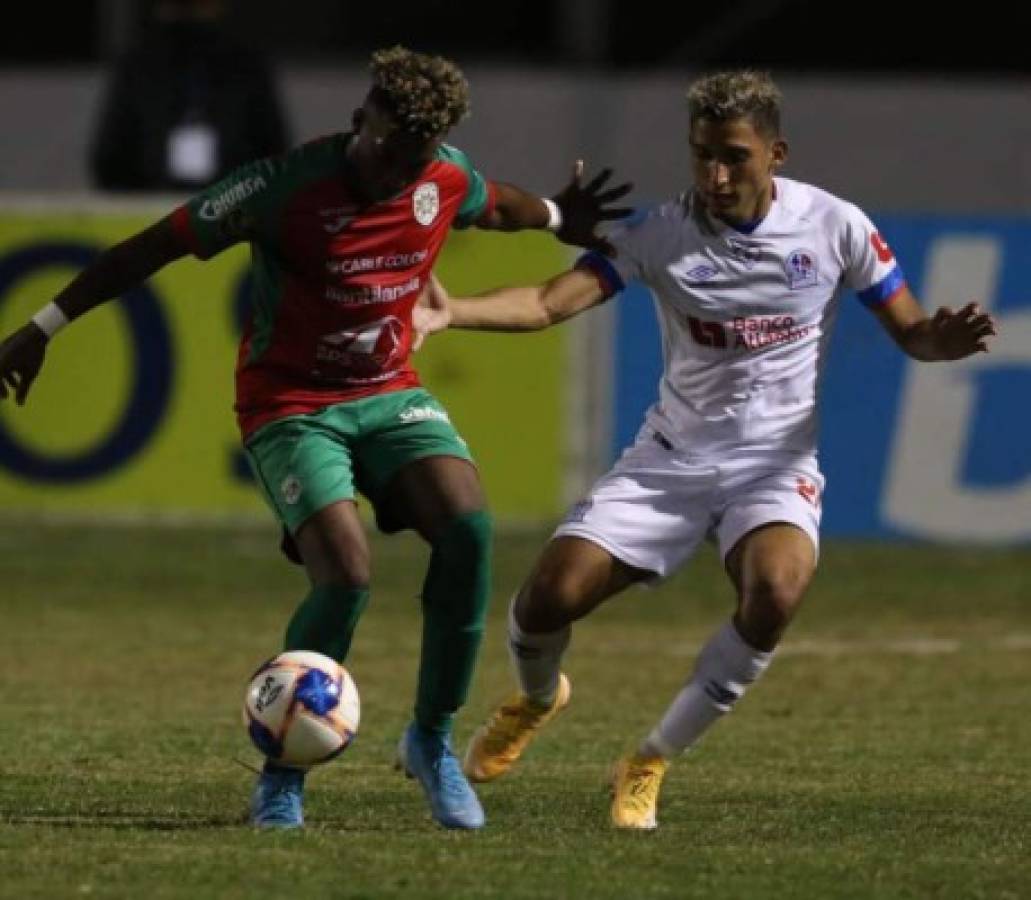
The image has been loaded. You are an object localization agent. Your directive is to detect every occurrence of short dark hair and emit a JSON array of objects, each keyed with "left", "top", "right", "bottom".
[
  {"left": 687, "top": 70, "right": 782, "bottom": 138},
  {"left": 369, "top": 46, "right": 471, "bottom": 139}
]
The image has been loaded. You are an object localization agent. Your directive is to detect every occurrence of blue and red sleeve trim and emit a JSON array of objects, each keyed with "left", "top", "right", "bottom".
[
  {"left": 574, "top": 251, "right": 625, "bottom": 298},
  {"left": 857, "top": 265, "right": 906, "bottom": 308}
]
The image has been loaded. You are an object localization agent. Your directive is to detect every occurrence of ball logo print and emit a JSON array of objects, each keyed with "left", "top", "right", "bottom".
[
  {"left": 254, "top": 676, "right": 284, "bottom": 713},
  {"left": 243, "top": 650, "right": 360, "bottom": 769}
]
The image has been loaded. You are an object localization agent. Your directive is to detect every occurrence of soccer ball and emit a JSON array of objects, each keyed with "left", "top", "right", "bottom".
[{"left": 242, "top": 650, "right": 360, "bottom": 769}]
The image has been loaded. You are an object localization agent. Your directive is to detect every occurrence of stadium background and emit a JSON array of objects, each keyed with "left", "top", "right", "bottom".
[
  {"left": 0, "top": 5, "right": 1028, "bottom": 898},
  {"left": 0, "top": 0, "right": 1027, "bottom": 540}
]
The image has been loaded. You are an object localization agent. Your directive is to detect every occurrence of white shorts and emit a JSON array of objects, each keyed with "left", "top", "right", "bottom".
[{"left": 554, "top": 429, "right": 824, "bottom": 579}]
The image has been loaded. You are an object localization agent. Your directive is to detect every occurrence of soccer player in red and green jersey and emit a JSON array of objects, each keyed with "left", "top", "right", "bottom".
[{"left": 0, "top": 46, "right": 632, "bottom": 830}]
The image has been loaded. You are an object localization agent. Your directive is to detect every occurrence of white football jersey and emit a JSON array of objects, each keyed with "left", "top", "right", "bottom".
[{"left": 579, "top": 176, "right": 906, "bottom": 457}]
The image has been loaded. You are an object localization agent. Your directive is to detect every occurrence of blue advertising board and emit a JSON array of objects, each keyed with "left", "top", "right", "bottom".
[{"left": 612, "top": 216, "right": 1030, "bottom": 542}]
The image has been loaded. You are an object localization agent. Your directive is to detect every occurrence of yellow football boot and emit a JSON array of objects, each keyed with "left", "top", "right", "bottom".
[
  {"left": 463, "top": 673, "right": 571, "bottom": 783},
  {"left": 610, "top": 752, "right": 669, "bottom": 830}
]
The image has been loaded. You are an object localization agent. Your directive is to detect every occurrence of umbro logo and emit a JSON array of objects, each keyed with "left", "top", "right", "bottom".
[{"left": 686, "top": 263, "right": 719, "bottom": 282}]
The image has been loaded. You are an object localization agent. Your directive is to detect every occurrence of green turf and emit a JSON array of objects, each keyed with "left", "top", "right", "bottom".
[{"left": 0, "top": 521, "right": 1028, "bottom": 899}]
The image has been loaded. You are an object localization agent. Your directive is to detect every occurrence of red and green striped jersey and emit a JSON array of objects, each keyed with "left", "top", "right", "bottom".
[{"left": 171, "top": 133, "right": 495, "bottom": 439}]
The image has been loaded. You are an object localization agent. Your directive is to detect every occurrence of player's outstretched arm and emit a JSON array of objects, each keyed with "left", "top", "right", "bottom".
[
  {"left": 416, "top": 269, "right": 610, "bottom": 339},
  {"left": 873, "top": 287, "right": 997, "bottom": 361},
  {"left": 479, "top": 160, "right": 632, "bottom": 253},
  {"left": 0, "top": 217, "right": 189, "bottom": 405}
]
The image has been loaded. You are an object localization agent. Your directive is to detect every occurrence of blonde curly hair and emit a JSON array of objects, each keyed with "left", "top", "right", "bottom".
[
  {"left": 687, "top": 70, "right": 782, "bottom": 137},
  {"left": 370, "top": 46, "right": 471, "bottom": 138}
]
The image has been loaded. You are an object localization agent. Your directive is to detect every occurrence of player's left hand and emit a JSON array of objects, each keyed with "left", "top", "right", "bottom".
[
  {"left": 929, "top": 301, "right": 997, "bottom": 359},
  {"left": 552, "top": 160, "right": 633, "bottom": 255},
  {"left": 412, "top": 275, "right": 452, "bottom": 351}
]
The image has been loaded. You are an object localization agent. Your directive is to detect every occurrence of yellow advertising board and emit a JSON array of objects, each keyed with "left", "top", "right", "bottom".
[{"left": 0, "top": 206, "right": 569, "bottom": 520}]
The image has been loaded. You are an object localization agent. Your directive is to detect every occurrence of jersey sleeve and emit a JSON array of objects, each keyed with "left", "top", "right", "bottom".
[
  {"left": 436, "top": 144, "right": 496, "bottom": 229},
  {"left": 573, "top": 208, "right": 654, "bottom": 298},
  {"left": 840, "top": 203, "right": 908, "bottom": 308},
  {"left": 170, "top": 158, "right": 277, "bottom": 260}
]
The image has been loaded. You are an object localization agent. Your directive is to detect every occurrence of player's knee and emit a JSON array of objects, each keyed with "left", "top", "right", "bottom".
[
  {"left": 738, "top": 566, "right": 810, "bottom": 647},
  {"left": 298, "top": 519, "right": 372, "bottom": 587},
  {"left": 312, "top": 548, "right": 371, "bottom": 588},
  {"left": 517, "top": 566, "right": 589, "bottom": 632},
  {"left": 319, "top": 566, "right": 371, "bottom": 591},
  {"left": 434, "top": 508, "right": 493, "bottom": 565},
  {"left": 426, "top": 509, "right": 493, "bottom": 627}
]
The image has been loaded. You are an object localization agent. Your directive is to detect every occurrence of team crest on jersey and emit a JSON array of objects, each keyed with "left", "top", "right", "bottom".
[
  {"left": 413, "top": 182, "right": 439, "bottom": 226},
  {"left": 785, "top": 248, "right": 818, "bottom": 289}
]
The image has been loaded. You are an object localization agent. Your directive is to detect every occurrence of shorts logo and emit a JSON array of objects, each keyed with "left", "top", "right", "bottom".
[
  {"left": 281, "top": 474, "right": 302, "bottom": 506},
  {"left": 785, "top": 248, "right": 818, "bottom": 289},
  {"left": 399, "top": 405, "right": 450, "bottom": 424},
  {"left": 566, "top": 498, "right": 593, "bottom": 524},
  {"left": 413, "top": 182, "right": 439, "bottom": 226},
  {"left": 796, "top": 476, "right": 820, "bottom": 506}
]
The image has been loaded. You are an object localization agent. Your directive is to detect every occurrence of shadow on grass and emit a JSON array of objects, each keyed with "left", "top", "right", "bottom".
[
  {"left": 1, "top": 811, "right": 462, "bottom": 834},
  {"left": 0, "top": 812, "right": 242, "bottom": 830}
]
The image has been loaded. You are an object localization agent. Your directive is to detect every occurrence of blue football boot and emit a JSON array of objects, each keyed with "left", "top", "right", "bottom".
[
  {"left": 396, "top": 722, "right": 486, "bottom": 829},
  {"left": 250, "top": 763, "right": 305, "bottom": 829}
]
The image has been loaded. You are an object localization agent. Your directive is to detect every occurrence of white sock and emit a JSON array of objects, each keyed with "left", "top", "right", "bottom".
[
  {"left": 507, "top": 598, "right": 571, "bottom": 705},
  {"left": 638, "top": 620, "right": 773, "bottom": 759}
]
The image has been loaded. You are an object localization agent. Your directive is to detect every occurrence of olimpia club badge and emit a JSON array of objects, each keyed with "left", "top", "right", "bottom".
[{"left": 413, "top": 182, "right": 439, "bottom": 226}]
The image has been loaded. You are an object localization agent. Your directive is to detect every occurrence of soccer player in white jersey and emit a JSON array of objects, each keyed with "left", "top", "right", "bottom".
[{"left": 415, "top": 70, "right": 996, "bottom": 829}]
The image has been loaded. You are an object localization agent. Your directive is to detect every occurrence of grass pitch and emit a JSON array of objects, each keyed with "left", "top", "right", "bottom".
[{"left": 0, "top": 520, "right": 1028, "bottom": 899}]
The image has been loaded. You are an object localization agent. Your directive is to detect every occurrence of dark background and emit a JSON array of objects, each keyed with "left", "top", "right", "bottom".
[{"left": 1, "top": 0, "right": 1026, "bottom": 76}]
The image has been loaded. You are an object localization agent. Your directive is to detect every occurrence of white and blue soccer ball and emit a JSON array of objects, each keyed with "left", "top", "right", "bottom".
[{"left": 243, "top": 650, "right": 360, "bottom": 769}]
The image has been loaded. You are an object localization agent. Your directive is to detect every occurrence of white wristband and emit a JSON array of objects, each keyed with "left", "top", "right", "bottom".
[
  {"left": 542, "top": 198, "right": 563, "bottom": 232},
  {"left": 31, "top": 302, "right": 70, "bottom": 339}
]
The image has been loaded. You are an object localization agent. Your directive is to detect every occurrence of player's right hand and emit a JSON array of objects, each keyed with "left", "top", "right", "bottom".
[
  {"left": 411, "top": 274, "right": 453, "bottom": 351},
  {"left": 0, "top": 324, "right": 48, "bottom": 405}
]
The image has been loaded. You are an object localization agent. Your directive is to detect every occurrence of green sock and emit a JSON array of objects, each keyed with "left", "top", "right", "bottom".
[
  {"left": 283, "top": 584, "right": 370, "bottom": 662},
  {"left": 415, "top": 510, "right": 493, "bottom": 735}
]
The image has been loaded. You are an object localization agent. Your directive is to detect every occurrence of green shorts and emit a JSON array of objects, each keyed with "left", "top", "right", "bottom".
[{"left": 244, "top": 388, "right": 474, "bottom": 534}]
